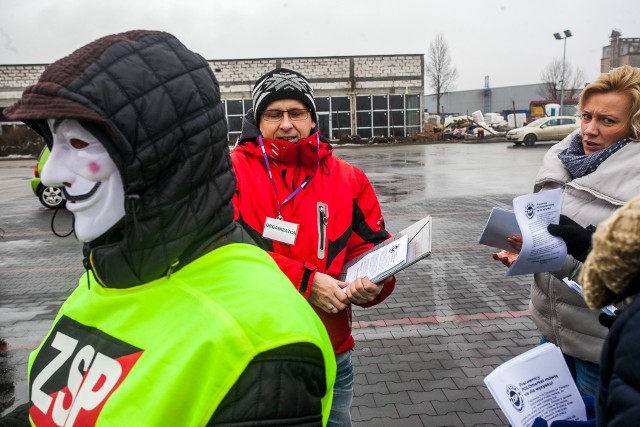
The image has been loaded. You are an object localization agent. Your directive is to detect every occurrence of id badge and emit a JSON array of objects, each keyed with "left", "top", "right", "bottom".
[{"left": 263, "top": 217, "right": 299, "bottom": 245}]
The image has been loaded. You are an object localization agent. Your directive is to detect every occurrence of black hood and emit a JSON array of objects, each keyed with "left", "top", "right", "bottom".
[
  {"left": 5, "top": 31, "right": 236, "bottom": 288},
  {"left": 237, "top": 109, "right": 260, "bottom": 144}
]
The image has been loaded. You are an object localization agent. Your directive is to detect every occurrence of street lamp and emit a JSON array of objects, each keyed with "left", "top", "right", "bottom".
[{"left": 553, "top": 30, "right": 572, "bottom": 115}]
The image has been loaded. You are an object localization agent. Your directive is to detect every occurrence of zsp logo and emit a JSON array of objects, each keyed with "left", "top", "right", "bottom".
[{"left": 29, "top": 316, "right": 142, "bottom": 426}]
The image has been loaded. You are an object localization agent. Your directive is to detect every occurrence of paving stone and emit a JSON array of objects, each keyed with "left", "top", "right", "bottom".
[
  {"left": 395, "top": 401, "right": 436, "bottom": 418},
  {"left": 432, "top": 399, "right": 474, "bottom": 415},
  {"left": 354, "top": 415, "right": 425, "bottom": 427},
  {"left": 365, "top": 372, "right": 402, "bottom": 384},
  {"left": 459, "top": 410, "right": 504, "bottom": 426},
  {"left": 372, "top": 391, "right": 411, "bottom": 407},
  {"left": 419, "top": 413, "right": 464, "bottom": 427},
  {"left": 356, "top": 404, "right": 400, "bottom": 422},
  {"left": 418, "top": 377, "right": 457, "bottom": 391},
  {"left": 398, "top": 369, "right": 434, "bottom": 382},
  {"left": 442, "top": 386, "right": 484, "bottom": 401},
  {"left": 387, "top": 379, "right": 424, "bottom": 393}
]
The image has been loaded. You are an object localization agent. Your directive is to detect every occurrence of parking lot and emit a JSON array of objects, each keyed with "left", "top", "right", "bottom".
[{"left": 1, "top": 141, "right": 555, "bottom": 425}]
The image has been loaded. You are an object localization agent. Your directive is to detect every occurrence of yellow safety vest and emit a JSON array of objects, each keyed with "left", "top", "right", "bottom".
[{"left": 26, "top": 243, "right": 335, "bottom": 426}]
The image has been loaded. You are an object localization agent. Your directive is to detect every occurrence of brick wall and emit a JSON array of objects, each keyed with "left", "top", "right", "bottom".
[
  {"left": 0, "top": 65, "right": 47, "bottom": 107},
  {"left": 0, "top": 64, "right": 46, "bottom": 88},
  {"left": 210, "top": 54, "right": 423, "bottom": 98},
  {"left": 0, "top": 55, "right": 425, "bottom": 139},
  {"left": 0, "top": 55, "right": 423, "bottom": 106}
]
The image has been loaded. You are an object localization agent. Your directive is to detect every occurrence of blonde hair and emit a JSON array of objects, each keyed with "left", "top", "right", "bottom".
[{"left": 579, "top": 65, "right": 640, "bottom": 141}]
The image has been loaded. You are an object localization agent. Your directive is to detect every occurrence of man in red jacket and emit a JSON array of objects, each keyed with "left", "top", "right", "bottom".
[{"left": 231, "top": 68, "right": 395, "bottom": 426}]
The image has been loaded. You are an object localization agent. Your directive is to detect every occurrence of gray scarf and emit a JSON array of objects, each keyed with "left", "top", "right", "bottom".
[{"left": 558, "top": 132, "right": 630, "bottom": 179}]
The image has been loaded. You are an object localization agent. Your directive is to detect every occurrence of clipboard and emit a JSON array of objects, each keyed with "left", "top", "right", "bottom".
[{"left": 338, "top": 215, "right": 432, "bottom": 283}]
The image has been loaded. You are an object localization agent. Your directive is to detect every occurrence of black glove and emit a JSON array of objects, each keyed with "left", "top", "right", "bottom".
[
  {"left": 599, "top": 312, "right": 620, "bottom": 329},
  {"left": 547, "top": 215, "right": 595, "bottom": 263}
]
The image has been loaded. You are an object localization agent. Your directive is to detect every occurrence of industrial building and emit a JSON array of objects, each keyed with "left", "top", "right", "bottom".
[
  {"left": 1, "top": 54, "right": 424, "bottom": 141},
  {"left": 423, "top": 80, "right": 546, "bottom": 119},
  {"left": 601, "top": 30, "right": 640, "bottom": 71}
]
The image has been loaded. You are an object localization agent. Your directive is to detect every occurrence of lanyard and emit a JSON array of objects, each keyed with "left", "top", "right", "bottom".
[{"left": 258, "top": 133, "right": 320, "bottom": 220}]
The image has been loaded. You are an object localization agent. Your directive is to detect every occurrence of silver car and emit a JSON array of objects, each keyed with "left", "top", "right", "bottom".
[{"left": 506, "top": 116, "right": 580, "bottom": 146}]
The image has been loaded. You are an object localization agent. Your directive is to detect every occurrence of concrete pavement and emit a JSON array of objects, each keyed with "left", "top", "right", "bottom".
[{"left": 0, "top": 142, "right": 551, "bottom": 426}]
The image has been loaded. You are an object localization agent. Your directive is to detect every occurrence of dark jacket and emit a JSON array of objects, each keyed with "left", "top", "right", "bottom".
[
  {"left": 596, "top": 275, "right": 640, "bottom": 427},
  {"left": 231, "top": 111, "right": 395, "bottom": 354},
  {"left": 2, "top": 31, "right": 329, "bottom": 426}
]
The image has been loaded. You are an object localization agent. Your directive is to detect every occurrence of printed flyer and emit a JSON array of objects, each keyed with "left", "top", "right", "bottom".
[{"left": 484, "top": 343, "right": 586, "bottom": 427}]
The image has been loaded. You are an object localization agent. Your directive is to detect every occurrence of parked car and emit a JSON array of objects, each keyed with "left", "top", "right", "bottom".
[
  {"left": 31, "top": 147, "right": 65, "bottom": 209},
  {"left": 506, "top": 116, "right": 580, "bottom": 146}
]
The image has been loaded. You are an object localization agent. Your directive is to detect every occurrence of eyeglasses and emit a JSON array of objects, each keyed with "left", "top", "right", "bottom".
[{"left": 262, "top": 109, "right": 310, "bottom": 122}]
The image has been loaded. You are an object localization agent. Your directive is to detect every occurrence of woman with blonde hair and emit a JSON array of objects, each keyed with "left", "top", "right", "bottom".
[{"left": 494, "top": 65, "right": 640, "bottom": 398}]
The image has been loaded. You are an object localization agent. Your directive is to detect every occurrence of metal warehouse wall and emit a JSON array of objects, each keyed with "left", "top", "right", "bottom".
[{"left": 424, "top": 83, "right": 545, "bottom": 117}]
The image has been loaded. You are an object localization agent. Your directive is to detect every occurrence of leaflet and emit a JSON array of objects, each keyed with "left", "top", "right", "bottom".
[
  {"left": 478, "top": 188, "right": 567, "bottom": 276},
  {"left": 339, "top": 215, "right": 432, "bottom": 284},
  {"left": 477, "top": 207, "right": 520, "bottom": 252},
  {"left": 484, "top": 343, "right": 586, "bottom": 427},
  {"left": 562, "top": 277, "right": 617, "bottom": 316},
  {"left": 344, "top": 234, "right": 408, "bottom": 283}
]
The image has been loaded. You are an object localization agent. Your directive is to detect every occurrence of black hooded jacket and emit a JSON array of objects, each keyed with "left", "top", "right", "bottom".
[
  {"left": 2, "top": 31, "right": 328, "bottom": 426},
  {"left": 7, "top": 30, "right": 235, "bottom": 288}
]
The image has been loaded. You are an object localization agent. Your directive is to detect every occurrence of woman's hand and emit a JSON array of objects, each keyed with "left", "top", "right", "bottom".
[
  {"left": 507, "top": 234, "right": 523, "bottom": 252},
  {"left": 492, "top": 250, "right": 519, "bottom": 267}
]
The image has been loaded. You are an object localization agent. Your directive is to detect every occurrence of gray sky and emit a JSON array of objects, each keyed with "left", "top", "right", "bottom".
[{"left": 0, "top": 0, "right": 637, "bottom": 92}]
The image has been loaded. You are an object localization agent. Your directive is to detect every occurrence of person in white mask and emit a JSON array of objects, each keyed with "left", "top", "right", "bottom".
[
  {"left": 0, "top": 30, "right": 335, "bottom": 427},
  {"left": 43, "top": 119, "right": 125, "bottom": 242}
]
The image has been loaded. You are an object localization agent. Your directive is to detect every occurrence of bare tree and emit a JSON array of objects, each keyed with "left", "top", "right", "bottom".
[
  {"left": 538, "top": 58, "right": 587, "bottom": 100},
  {"left": 425, "top": 33, "right": 458, "bottom": 118}
]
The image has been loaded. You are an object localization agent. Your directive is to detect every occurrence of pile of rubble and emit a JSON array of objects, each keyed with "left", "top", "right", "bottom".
[{"left": 424, "top": 110, "right": 510, "bottom": 140}]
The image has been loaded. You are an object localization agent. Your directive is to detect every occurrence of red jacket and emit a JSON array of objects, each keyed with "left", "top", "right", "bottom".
[{"left": 231, "top": 131, "right": 395, "bottom": 354}]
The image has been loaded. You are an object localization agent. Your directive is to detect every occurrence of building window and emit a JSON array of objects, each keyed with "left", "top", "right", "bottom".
[
  {"left": 405, "top": 94, "right": 421, "bottom": 136},
  {"left": 316, "top": 97, "right": 330, "bottom": 139},
  {"left": 356, "top": 96, "right": 372, "bottom": 138},
  {"left": 224, "top": 99, "right": 253, "bottom": 143},
  {"left": 372, "top": 95, "right": 389, "bottom": 136},
  {"left": 356, "top": 94, "right": 421, "bottom": 138},
  {"left": 621, "top": 43, "right": 629, "bottom": 55},
  {"left": 316, "top": 96, "right": 351, "bottom": 139},
  {"left": 224, "top": 94, "right": 421, "bottom": 141}
]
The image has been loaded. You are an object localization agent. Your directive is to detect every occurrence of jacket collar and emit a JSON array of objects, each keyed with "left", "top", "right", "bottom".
[{"left": 236, "top": 131, "right": 333, "bottom": 171}]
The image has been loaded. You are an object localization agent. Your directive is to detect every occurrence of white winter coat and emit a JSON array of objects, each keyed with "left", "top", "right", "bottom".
[{"left": 529, "top": 129, "right": 640, "bottom": 364}]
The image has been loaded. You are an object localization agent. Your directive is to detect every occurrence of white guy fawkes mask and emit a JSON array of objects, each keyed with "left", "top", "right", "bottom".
[{"left": 42, "top": 119, "right": 125, "bottom": 242}]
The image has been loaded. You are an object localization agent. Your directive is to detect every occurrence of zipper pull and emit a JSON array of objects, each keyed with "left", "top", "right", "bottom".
[
  {"left": 319, "top": 205, "right": 328, "bottom": 225},
  {"left": 166, "top": 259, "right": 180, "bottom": 278}
]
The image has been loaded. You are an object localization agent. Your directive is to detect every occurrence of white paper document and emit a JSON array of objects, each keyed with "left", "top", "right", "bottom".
[
  {"left": 477, "top": 188, "right": 567, "bottom": 276},
  {"left": 344, "top": 235, "right": 409, "bottom": 283},
  {"left": 477, "top": 207, "right": 520, "bottom": 252},
  {"left": 339, "top": 216, "right": 432, "bottom": 284},
  {"left": 344, "top": 234, "right": 408, "bottom": 283},
  {"left": 562, "top": 277, "right": 617, "bottom": 316},
  {"left": 484, "top": 343, "right": 586, "bottom": 427}
]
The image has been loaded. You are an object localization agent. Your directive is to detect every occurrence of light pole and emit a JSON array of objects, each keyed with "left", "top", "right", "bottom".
[{"left": 554, "top": 30, "right": 572, "bottom": 115}]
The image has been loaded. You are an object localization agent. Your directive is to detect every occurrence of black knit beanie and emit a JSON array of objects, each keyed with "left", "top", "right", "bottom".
[{"left": 252, "top": 68, "right": 317, "bottom": 123}]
